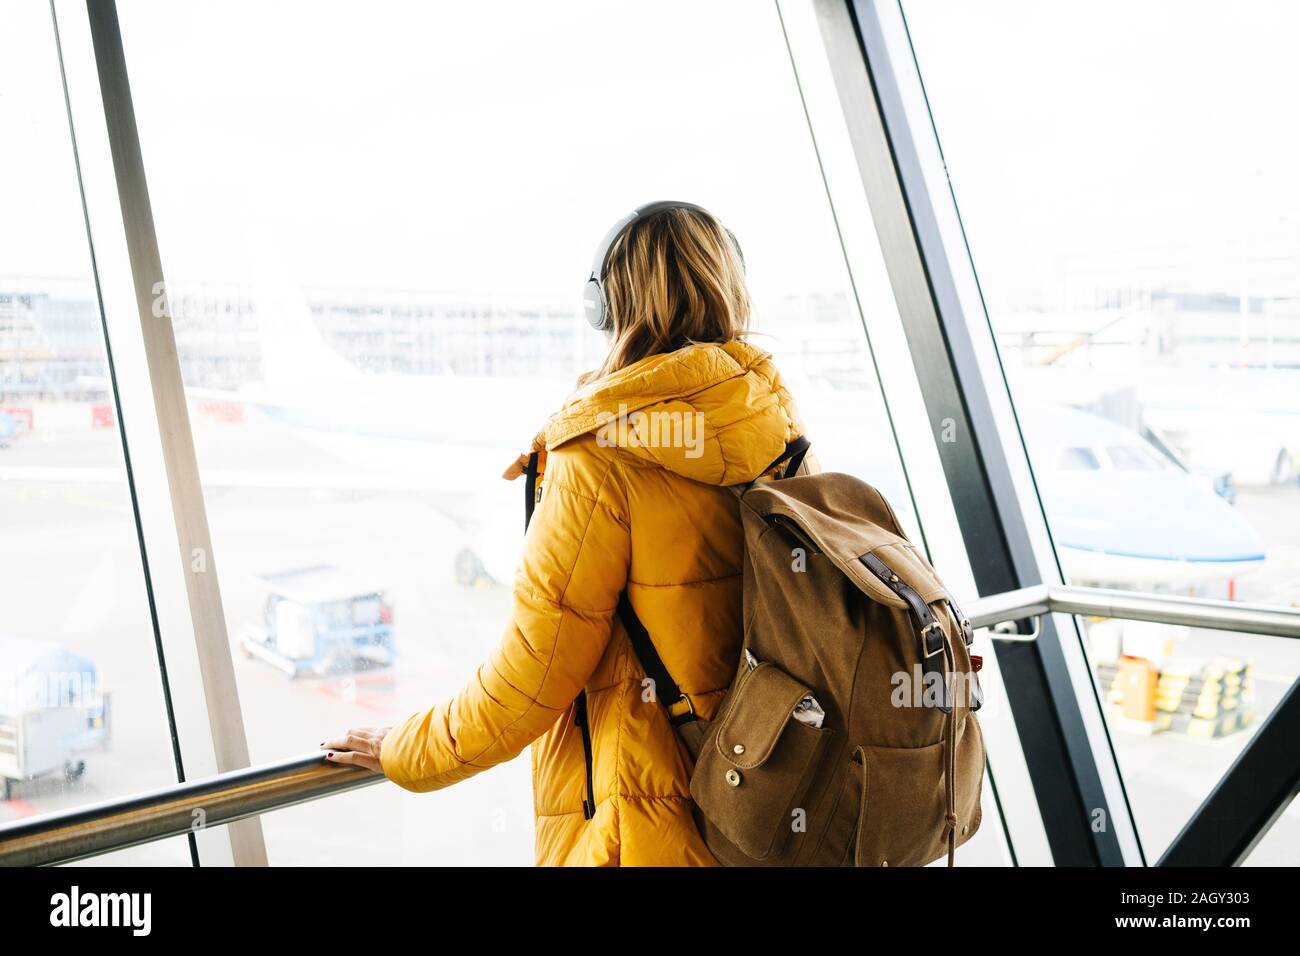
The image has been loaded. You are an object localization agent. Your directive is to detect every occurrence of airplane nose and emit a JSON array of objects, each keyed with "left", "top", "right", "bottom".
[{"left": 1041, "top": 473, "right": 1266, "bottom": 565}]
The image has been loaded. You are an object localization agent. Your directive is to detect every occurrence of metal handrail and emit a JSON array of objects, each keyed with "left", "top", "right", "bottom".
[
  {"left": 966, "top": 584, "right": 1049, "bottom": 631},
  {"left": 0, "top": 753, "right": 382, "bottom": 867},
  {"left": 1048, "top": 585, "right": 1300, "bottom": 639},
  {"left": 2, "top": 583, "right": 1298, "bottom": 866},
  {"left": 972, "top": 584, "right": 1300, "bottom": 640}
]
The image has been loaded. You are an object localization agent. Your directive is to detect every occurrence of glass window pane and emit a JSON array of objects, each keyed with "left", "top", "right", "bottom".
[
  {"left": 118, "top": 0, "right": 915, "bottom": 863},
  {"left": 1058, "top": 447, "right": 1100, "bottom": 472},
  {"left": 1104, "top": 444, "right": 1173, "bottom": 472},
  {"left": 904, "top": 0, "right": 1300, "bottom": 861},
  {"left": 0, "top": 1, "right": 188, "bottom": 864}
]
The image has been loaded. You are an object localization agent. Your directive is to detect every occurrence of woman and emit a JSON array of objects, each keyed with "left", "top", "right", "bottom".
[{"left": 322, "top": 202, "right": 806, "bottom": 865}]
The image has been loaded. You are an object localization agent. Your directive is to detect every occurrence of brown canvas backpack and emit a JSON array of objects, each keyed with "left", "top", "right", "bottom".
[{"left": 524, "top": 437, "right": 985, "bottom": 866}]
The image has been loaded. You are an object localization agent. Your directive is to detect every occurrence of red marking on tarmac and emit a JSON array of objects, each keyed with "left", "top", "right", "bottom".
[
  {"left": 6, "top": 800, "right": 37, "bottom": 819},
  {"left": 312, "top": 683, "right": 389, "bottom": 713},
  {"left": 349, "top": 673, "right": 396, "bottom": 688}
]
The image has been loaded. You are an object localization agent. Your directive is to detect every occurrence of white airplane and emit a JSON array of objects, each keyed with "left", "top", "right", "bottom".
[
  {"left": 1001, "top": 318, "right": 1300, "bottom": 488},
  {"left": 1015, "top": 402, "right": 1266, "bottom": 588}
]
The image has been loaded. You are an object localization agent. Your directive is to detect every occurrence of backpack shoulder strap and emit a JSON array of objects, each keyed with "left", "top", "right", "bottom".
[
  {"left": 730, "top": 436, "right": 812, "bottom": 502},
  {"left": 523, "top": 451, "right": 541, "bottom": 529},
  {"left": 521, "top": 448, "right": 696, "bottom": 726},
  {"left": 633, "top": 436, "right": 809, "bottom": 723},
  {"left": 767, "top": 435, "right": 810, "bottom": 479},
  {"left": 617, "top": 594, "right": 697, "bottom": 726}
]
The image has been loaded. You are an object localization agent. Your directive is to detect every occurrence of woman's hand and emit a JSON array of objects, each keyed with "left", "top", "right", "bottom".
[{"left": 321, "top": 727, "right": 391, "bottom": 774}]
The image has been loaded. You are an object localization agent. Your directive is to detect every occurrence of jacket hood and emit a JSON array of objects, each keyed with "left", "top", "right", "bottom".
[{"left": 531, "top": 340, "right": 804, "bottom": 486}]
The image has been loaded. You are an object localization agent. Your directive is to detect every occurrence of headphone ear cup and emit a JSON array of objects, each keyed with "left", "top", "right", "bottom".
[
  {"left": 583, "top": 277, "right": 611, "bottom": 331},
  {"left": 725, "top": 228, "right": 745, "bottom": 274}
]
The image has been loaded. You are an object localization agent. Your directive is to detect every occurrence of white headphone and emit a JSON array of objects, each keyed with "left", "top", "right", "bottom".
[{"left": 582, "top": 200, "right": 744, "bottom": 332}]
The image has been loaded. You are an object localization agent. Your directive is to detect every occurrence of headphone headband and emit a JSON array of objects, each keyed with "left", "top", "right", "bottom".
[{"left": 582, "top": 200, "right": 741, "bottom": 332}]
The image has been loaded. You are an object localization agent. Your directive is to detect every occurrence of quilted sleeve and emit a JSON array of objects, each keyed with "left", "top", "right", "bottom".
[{"left": 379, "top": 443, "right": 630, "bottom": 792}]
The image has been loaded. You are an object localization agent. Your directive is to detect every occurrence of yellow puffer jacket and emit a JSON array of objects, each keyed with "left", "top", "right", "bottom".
[{"left": 379, "top": 340, "right": 805, "bottom": 865}]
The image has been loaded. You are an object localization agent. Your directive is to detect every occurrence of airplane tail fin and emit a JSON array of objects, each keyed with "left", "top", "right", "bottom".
[
  {"left": 240, "top": 231, "right": 361, "bottom": 389},
  {"left": 252, "top": 278, "right": 361, "bottom": 388}
]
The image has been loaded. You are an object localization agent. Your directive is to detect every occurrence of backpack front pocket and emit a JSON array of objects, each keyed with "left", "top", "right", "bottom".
[
  {"left": 852, "top": 717, "right": 984, "bottom": 866},
  {"left": 806, "top": 748, "right": 865, "bottom": 866},
  {"left": 689, "top": 661, "right": 833, "bottom": 861}
]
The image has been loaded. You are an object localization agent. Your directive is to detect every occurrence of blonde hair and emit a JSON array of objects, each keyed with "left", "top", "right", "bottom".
[{"left": 597, "top": 206, "right": 751, "bottom": 377}]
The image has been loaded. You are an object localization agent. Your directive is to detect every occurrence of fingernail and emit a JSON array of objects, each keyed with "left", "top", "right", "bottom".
[{"left": 326, "top": 752, "right": 334, "bottom": 758}]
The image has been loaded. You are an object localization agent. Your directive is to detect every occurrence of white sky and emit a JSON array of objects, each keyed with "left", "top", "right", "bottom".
[
  {"left": 903, "top": 0, "right": 1300, "bottom": 311},
  {"left": 114, "top": 0, "right": 850, "bottom": 305},
  {"left": 4, "top": 0, "right": 1300, "bottom": 314},
  {"left": 0, "top": 3, "right": 97, "bottom": 286}
]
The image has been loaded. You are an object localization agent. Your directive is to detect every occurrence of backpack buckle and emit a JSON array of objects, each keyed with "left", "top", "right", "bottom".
[
  {"left": 668, "top": 694, "right": 698, "bottom": 726},
  {"left": 920, "top": 621, "right": 946, "bottom": 659}
]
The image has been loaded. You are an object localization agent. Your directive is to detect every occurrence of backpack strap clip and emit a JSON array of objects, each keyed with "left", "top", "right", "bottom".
[
  {"left": 944, "top": 592, "right": 976, "bottom": 647},
  {"left": 619, "top": 593, "right": 698, "bottom": 726},
  {"left": 666, "top": 694, "right": 697, "bottom": 725},
  {"left": 919, "top": 621, "right": 947, "bottom": 659}
]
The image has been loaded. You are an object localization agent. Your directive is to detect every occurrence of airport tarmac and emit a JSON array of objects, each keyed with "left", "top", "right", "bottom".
[{"left": 1, "top": 419, "right": 1296, "bottom": 865}]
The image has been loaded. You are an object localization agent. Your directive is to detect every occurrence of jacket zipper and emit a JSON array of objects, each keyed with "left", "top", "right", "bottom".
[{"left": 573, "top": 690, "right": 595, "bottom": 820}]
